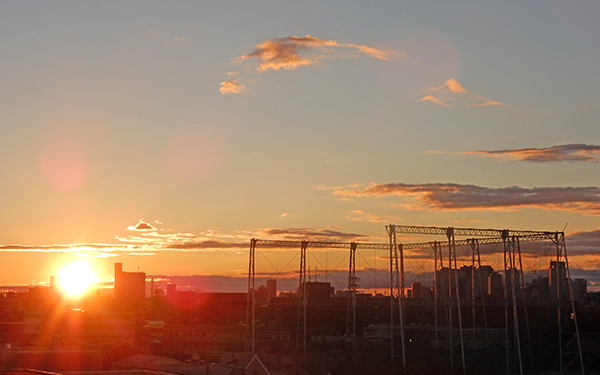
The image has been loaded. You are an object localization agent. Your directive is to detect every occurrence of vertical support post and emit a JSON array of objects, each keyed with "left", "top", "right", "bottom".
[
  {"left": 509, "top": 236, "right": 524, "bottom": 375},
  {"left": 556, "top": 232, "right": 585, "bottom": 375},
  {"left": 471, "top": 240, "right": 476, "bottom": 345},
  {"left": 447, "top": 227, "right": 466, "bottom": 374},
  {"left": 386, "top": 225, "right": 396, "bottom": 374},
  {"left": 246, "top": 239, "right": 256, "bottom": 353},
  {"left": 346, "top": 242, "right": 357, "bottom": 364},
  {"left": 472, "top": 239, "right": 489, "bottom": 346},
  {"left": 555, "top": 233, "right": 563, "bottom": 374},
  {"left": 447, "top": 235, "right": 454, "bottom": 369},
  {"left": 515, "top": 237, "right": 534, "bottom": 371},
  {"left": 433, "top": 241, "right": 442, "bottom": 350},
  {"left": 297, "top": 241, "right": 308, "bottom": 363},
  {"left": 502, "top": 230, "right": 510, "bottom": 375},
  {"left": 396, "top": 243, "right": 407, "bottom": 370}
]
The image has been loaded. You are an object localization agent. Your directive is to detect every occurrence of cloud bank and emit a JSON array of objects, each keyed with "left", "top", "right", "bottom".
[
  {"left": 467, "top": 144, "right": 600, "bottom": 163},
  {"left": 565, "top": 229, "right": 600, "bottom": 256},
  {"left": 334, "top": 183, "right": 600, "bottom": 214},
  {"left": 419, "top": 79, "right": 503, "bottom": 108},
  {"left": 116, "top": 225, "right": 371, "bottom": 250}
]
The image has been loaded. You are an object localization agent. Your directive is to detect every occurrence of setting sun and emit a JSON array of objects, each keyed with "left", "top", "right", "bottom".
[{"left": 56, "top": 262, "right": 96, "bottom": 297}]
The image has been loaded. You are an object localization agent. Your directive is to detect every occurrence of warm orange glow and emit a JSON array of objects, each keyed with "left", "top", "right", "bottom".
[{"left": 57, "top": 262, "right": 96, "bottom": 297}]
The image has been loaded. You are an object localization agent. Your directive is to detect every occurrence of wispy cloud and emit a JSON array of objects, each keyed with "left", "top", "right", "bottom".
[
  {"left": 118, "top": 224, "right": 371, "bottom": 250},
  {"left": 334, "top": 183, "right": 600, "bottom": 214},
  {"left": 248, "top": 227, "right": 370, "bottom": 242},
  {"left": 219, "top": 80, "right": 246, "bottom": 94},
  {"left": 0, "top": 244, "right": 127, "bottom": 252},
  {"left": 419, "top": 79, "right": 503, "bottom": 108},
  {"left": 236, "top": 35, "right": 397, "bottom": 71},
  {"left": 222, "top": 35, "right": 400, "bottom": 94},
  {"left": 466, "top": 144, "right": 600, "bottom": 163},
  {"left": 347, "top": 210, "right": 404, "bottom": 223},
  {"left": 116, "top": 229, "right": 246, "bottom": 250}
]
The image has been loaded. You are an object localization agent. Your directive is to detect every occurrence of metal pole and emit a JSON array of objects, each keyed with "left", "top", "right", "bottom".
[
  {"left": 555, "top": 233, "right": 563, "bottom": 374},
  {"left": 396, "top": 243, "right": 407, "bottom": 370},
  {"left": 502, "top": 232, "right": 510, "bottom": 375},
  {"left": 561, "top": 232, "right": 585, "bottom": 375},
  {"left": 515, "top": 237, "right": 534, "bottom": 370},
  {"left": 387, "top": 225, "right": 395, "bottom": 374},
  {"left": 297, "top": 241, "right": 308, "bottom": 367},
  {"left": 474, "top": 239, "right": 489, "bottom": 346},
  {"left": 448, "top": 228, "right": 466, "bottom": 374},
  {"left": 246, "top": 239, "right": 256, "bottom": 353},
  {"left": 509, "top": 237, "right": 524, "bottom": 375},
  {"left": 346, "top": 242, "right": 357, "bottom": 366}
]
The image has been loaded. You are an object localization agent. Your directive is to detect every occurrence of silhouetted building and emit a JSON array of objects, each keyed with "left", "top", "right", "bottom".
[
  {"left": 488, "top": 272, "right": 503, "bottom": 298},
  {"left": 257, "top": 279, "right": 277, "bottom": 303},
  {"left": 266, "top": 278, "right": 277, "bottom": 299},
  {"left": 437, "top": 265, "right": 501, "bottom": 299},
  {"left": 299, "top": 281, "right": 333, "bottom": 299},
  {"left": 411, "top": 282, "right": 423, "bottom": 299},
  {"left": 505, "top": 268, "right": 522, "bottom": 299},
  {"left": 573, "top": 278, "right": 587, "bottom": 304},
  {"left": 114, "top": 263, "right": 146, "bottom": 312},
  {"left": 549, "top": 261, "right": 568, "bottom": 300}
]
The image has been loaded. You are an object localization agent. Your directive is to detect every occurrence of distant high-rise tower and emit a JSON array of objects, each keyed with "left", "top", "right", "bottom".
[
  {"left": 549, "top": 261, "right": 567, "bottom": 300},
  {"left": 266, "top": 279, "right": 277, "bottom": 299},
  {"left": 411, "top": 282, "right": 423, "bottom": 299},
  {"left": 114, "top": 263, "right": 146, "bottom": 312}
]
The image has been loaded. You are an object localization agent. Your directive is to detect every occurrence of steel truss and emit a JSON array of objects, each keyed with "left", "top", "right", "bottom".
[
  {"left": 245, "top": 238, "right": 393, "bottom": 370},
  {"left": 386, "top": 225, "right": 585, "bottom": 375},
  {"left": 246, "top": 226, "right": 584, "bottom": 375}
]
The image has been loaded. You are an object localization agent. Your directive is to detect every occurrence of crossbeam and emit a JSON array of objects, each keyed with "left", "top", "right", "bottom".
[{"left": 386, "top": 225, "right": 560, "bottom": 240}]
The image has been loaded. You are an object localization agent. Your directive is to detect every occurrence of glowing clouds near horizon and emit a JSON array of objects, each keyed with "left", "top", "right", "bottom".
[
  {"left": 39, "top": 136, "right": 88, "bottom": 192},
  {"left": 162, "top": 127, "right": 228, "bottom": 183},
  {"left": 468, "top": 144, "right": 600, "bottom": 163},
  {"left": 334, "top": 183, "right": 600, "bottom": 214},
  {"left": 56, "top": 261, "right": 96, "bottom": 297}
]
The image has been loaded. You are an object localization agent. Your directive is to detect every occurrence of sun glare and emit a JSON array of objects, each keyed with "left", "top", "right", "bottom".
[{"left": 57, "top": 262, "right": 96, "bottom": 297}]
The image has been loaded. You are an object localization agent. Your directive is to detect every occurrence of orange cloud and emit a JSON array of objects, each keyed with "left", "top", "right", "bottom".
[
  {"left": 347, "top": 210, "right": 404, "bottom": 223},
  {"left": 467, "top": 144, "right": 600, "bottom": 163},
  {"left": 223, "top": 35, "right": 399, "bottom": 93},
  {"left": 468, "top": 100, "right": 504, "bottom": 107},
  {"left": 566, "top": 229, "right": 600, "bottom": 256},
  {"left": 219, "top": 80, "right": 246, "bottom": 94},
  {"left": 249, "top": 227, "right": 369, "bottom": 241},
  {"left": 235, "top": 35, "right": 397, "bottom": 72},
  {"left": 418, "top": 94, "right": 450, "bottom": 107},
  {"left": 444, "top": 78, "right": 466, "bottom": 93},
  {"left": 420, "top": 78, "right": 503, "bottom": 108},
  {"left": 335, "top": 183, "right": 600, "bottom": 214}
]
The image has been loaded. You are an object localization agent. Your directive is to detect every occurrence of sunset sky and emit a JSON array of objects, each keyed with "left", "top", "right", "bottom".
[{"left": 1, "top": 1, "right": 599, "bottom": 291}]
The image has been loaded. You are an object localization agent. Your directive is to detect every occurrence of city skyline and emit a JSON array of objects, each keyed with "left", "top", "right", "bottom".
[{"left": 1, "top": 2, "right": 599, "bottom": 288}]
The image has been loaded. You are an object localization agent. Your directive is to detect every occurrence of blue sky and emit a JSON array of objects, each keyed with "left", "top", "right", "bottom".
[{"left": 0, "top": 1, "right": 599, "bottom": 288}]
